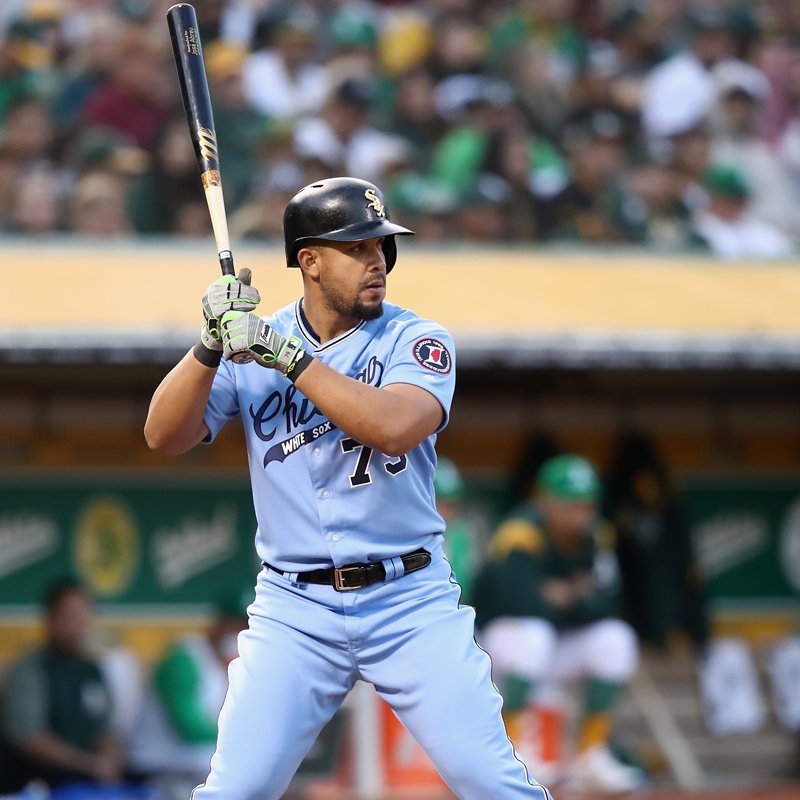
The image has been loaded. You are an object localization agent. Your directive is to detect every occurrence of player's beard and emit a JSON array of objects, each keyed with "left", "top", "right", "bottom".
[
  {"left": 351, "top": 298, "right": 384, "bottom": 321},
  {"left": 321, "top": 275, "right": 384, "bottom": 321}
]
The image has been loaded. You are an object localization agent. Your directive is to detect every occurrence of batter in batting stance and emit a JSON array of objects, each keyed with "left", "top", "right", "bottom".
[{"left": 145, "top": 177, "right": 552, "bottom": 800}]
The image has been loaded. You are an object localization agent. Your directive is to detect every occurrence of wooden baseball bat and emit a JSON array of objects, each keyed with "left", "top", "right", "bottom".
[{"left": 167, "top": 3, "right": 234, "bottom": 277}]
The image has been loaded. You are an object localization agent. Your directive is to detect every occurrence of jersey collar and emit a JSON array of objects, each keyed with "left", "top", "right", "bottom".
[{"left": 295, "top": 299, "right": 366, "bottom": 353}]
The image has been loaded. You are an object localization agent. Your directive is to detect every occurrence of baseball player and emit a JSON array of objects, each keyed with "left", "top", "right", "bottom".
[
  {"left": 144, "top": 177, "right": 552, "bottom": 800},
  {"left": 473, "top": 455, "right": 642, "bottom": 793}
]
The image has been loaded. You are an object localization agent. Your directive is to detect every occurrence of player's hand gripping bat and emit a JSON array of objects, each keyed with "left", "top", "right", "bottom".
[{"left": 167, "top": 3, "right": 234, "bottom": 278}]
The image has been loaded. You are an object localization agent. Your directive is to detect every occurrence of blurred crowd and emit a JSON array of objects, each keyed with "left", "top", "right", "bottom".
[{"left": 2, "top": 0, "right": 800, "bottom": 258}]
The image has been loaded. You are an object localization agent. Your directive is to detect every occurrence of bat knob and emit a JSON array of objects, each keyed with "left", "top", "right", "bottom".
[{"left": 231, "top": 351, "right": 254, "bottom": 365}]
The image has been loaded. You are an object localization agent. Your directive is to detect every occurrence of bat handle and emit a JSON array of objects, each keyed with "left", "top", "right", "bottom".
[
  {"left": 219, "top": 249, "right": 234, "bottom": 277},
  {"left": 219, "top": 247, "right": 254, "bottom": 364}
]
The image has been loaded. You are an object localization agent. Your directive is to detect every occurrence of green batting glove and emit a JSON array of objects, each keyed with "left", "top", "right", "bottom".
[
  {"left": 202, "top": 267, "right": 261, "bottom": 344},
  {"left": 220, "top": 311, "right": 305, "bottom": 375}
]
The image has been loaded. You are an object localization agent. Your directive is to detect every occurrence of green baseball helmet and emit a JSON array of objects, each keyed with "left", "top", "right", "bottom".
[
  {"left": 536, "top": 454, "right": 600, "bottom": 502},
  {"left": 434, "top": 457, "right": 464, "bottom": 501}
]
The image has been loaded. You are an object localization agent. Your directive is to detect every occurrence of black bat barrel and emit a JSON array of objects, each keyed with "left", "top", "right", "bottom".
[{"left": 167, "top": 3, "right": 219, "bottom": 174}]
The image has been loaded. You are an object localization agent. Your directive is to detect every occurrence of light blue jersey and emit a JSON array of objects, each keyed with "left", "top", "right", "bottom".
[
  {"left": 203, "top": 300, "right": 456, "bottom": 571},
  {"left": 195, "top": 298, "right": 551, "bottom": 800}
]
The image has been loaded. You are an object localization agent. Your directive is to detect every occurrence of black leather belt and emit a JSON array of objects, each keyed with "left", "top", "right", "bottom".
[{"left": 265, "top": 548, "right": 431, "bottom": 591}]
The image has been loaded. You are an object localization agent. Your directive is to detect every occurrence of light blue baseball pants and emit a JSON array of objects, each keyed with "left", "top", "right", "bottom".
[{"left": 192, "top": 545, "right": 552, "bottom": 800}]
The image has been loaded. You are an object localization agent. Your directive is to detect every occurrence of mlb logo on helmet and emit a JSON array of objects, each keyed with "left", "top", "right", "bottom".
[{"left": 413, "top": 337, "right": 451, "bottom": 374}]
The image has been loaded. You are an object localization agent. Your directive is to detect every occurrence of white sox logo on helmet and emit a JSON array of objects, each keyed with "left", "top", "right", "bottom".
[
  {"left": 413, "top": 337, "right": 451, "bottom": 374},
  {"left": 364, "top": 188, "right": 385, "bottom": 217}
]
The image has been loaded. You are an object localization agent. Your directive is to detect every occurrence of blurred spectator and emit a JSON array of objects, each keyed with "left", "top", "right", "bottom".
[
  {"left": 229, "top": 128, "right": 307, "bottom": 241},
  {"left": 384, "top": 169, "right": 458, "bottom": 242},
  {"left": 0, "top": 147, "right": 20, "bottom": 227},
  {"left": 692, "top": 164, "right": 795, "bottom": 259},
  {"left": 473, "top": 455, "right": 642, "bottom": 793},
  {"left": 754, "top": 23, "right": 800, "bottom": 146},
  {"left": 428, "top": 12, "right": 486, "bottom": 82},
  {"left": 2, "top": 95, "right": 54, "bottom": 166},
  {"left": 0, "top": 579, "right": 123, "bottom": 793},
  {"left": 294, "top": 78, "right": 409, "bottom": 185},
  {"left": 7, "top": 160, "right": 62, "bottom": 234},
  {"left": 325, "top": 3, "right": 380, "bottom": 88},
  {"left": 81, "top": 26, "right": 172, "bottom": 149},
  {"left": 608, "top": 158, "right": 698, "bottom": 249},
  {"left": 127, "top": 593, "right": 249, "bottom": 796},
  {"left": 376, "top": 7, "right": 432, "bottom": 78},
  {"left": 65, "top": 127, "right": 149, "bottom": 183},
  {"left": 710, "top": 59, "right": 800, "bottom": 238},
  {"left": 383, "top": 67, "right": 447, "bottom": 172},
  {"left": 69, "top": 171, "right": 133, "bottom": 237},
  {"left": 128, "top": 117, "right": 208, "bottom": 236},
  {"left": 51, "top": 10, "right": 123, "bottom": 131},
  {"left": 603, "top": 431, "right": 710, "bottom": 652},
  {"left": 431, "top": 77, "right": 566, "bottom": 209},
  {"left": 564, "top": 39, "right": 640, "bottom": 149},
  {"left": 641, "top": 5, "right": 739, "bottom": 139},
  {"left": 539, "top": 109, "right": 628, "bottom": 241},
  {"left": 484, "top": 124, "right": 542, "bottom": 240},
  {"left": 602, "top": 5, "right": 668, "bottom": 109},
  {"left": 0, "top": 95, "right": 58, "bottom": 231},
  {"left": 487, "top": 0, "right": 588, "bottom": 134},
  {"left": 453, "top": 181, "right": 510, "bottom": 242},
  {"left": 0, "top": 7, "right": 63, "bottom": 108},
  {"left": 668, "top": 124, "right": 713, "bottom": 213},
  {"left": 192, "top": 0, "right": 227, "bottom": 45},
  {"left": 242, "top": 6, "right": 329, "bottom": 121}
]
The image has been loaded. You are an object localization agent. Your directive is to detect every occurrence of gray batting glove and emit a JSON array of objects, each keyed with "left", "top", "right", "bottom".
[
  {"left": 220, "top": 311, "right": 305, "bottom": 375},
  {"left": 201, "top": 268, "right": 261, "bottom": 349}
]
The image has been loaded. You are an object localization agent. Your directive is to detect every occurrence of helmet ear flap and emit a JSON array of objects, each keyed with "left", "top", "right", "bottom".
[{"left": 384, "top": 236, "right": 397, "bottom": 273}]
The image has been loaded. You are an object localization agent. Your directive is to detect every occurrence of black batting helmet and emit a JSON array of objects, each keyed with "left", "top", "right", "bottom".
[{"left": 283, "top": 177, "right": 414, "bottom": 272}]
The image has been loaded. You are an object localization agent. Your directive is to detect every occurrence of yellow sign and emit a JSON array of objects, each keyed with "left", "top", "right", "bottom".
[{"left": 73, "top": 498, "right": 139, "bottom": 597}]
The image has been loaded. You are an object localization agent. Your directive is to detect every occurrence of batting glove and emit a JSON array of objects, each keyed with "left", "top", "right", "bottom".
[
  {"left": 201, "top": 267, "right": 261, "bottom": 350},
  {"left": 220, "top": 311, "right": 306, "bottom": 375}
]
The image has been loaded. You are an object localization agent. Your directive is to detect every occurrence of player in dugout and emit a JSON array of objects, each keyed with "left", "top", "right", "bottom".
[
  {"left": 144, "top": 177, "right": 552, "bottom": 799},
  {"left": 474, "top": 454, "right": 644, "bottom": 794},
  {"left": 0, "top": 579, "right": 124, "bottom": 793}
]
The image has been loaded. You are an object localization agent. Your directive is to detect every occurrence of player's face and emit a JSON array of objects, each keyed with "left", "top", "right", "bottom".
[
  {"left": 316, "top": 237, "right": 387, "bottom": 321},
  {"left": 47, "top": 589, "right": 93, "bottom": 654},
  {"left": 539, "top": 497, "right": 596, "bottom": 539}
]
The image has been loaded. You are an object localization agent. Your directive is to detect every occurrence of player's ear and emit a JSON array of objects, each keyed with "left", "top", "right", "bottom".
[{"left": 297, "top": 246, "right": 321, "bottom": 281}]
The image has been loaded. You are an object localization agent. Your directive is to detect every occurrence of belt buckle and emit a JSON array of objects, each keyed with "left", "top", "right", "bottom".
[{"left": 333, "top": 564, "right": 364, "bottom": 592}]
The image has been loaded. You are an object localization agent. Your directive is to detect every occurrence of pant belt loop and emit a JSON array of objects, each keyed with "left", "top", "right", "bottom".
[{"left": 381, "top": 555, "right": 406, "bottom": 583}]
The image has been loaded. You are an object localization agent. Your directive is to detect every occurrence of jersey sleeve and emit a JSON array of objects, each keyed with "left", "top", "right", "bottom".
[
  {"left": 202, "top": 357, "right": 240, "bottom": 443},
  {"left": 380, "top": 320, "right": 456, "bottom": 431},
  {"left": 154, "top": 646, "right": 218, "bottom": 743},
  {"left": 2, "top": 654, "right": 48, "bottom": 741}
]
